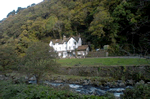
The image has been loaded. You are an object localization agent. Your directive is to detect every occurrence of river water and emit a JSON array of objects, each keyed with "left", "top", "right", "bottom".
[{"left": 29, "top": 80, "right": 133, "bottom": 98}]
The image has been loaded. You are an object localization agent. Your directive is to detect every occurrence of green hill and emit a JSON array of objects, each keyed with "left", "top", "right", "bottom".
[{"left": 0, "top": 0, "right": 150, "bottom": 57}]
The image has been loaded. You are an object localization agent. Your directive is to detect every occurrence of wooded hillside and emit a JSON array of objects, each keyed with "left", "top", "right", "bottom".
[{"left": 0, "top": 0, "right": 150, "bottom": 56}]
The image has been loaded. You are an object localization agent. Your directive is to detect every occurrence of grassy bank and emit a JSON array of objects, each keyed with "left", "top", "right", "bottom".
[
  {"left": 57, "top": 58, "right": 150, "bottom": 67},
  {"left": 44, "top": 74, "right": 115, "bottom": 82},
  {"left": 0, "top": 80, "right": 113, "bottom": 99}
]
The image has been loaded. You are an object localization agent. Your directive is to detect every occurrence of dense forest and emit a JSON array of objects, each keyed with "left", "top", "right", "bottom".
[{"left": 0, "top": 0, "right": 150, "bottom": 57}]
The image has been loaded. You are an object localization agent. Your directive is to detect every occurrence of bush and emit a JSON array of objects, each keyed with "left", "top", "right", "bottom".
[
  {"left": 0, "top": 80, "right": 112, "bottom": 99},
  {"left": 121, "top": 84, "right": 150, "bottom": 99}
]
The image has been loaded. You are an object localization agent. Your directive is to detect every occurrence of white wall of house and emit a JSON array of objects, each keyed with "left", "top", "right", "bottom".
[
  {"left": 49, "top": 37, "right": 80, "bottom": 52},
  {"left": 67, "top": 37, "right": 78, "bottom": 51},
  {"left": 49, "top": 41, "right": 53, "bottom": 46},
  {"left": 62, "top": 52, "right": 68, "bottom": 58},
  {"left": 62, "top": 42, "right": 67, "bottom": 51},
  {"left": 49, "top": 36, "right": 83, "bottom": 58}
]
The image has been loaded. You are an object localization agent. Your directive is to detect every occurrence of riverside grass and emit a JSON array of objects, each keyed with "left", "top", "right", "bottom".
[
  {"left": 0, "top": 80, "right": 113, "bottom": 99},
  {"left": 57, "top": 58, "right": 150, "bottom": 67}
]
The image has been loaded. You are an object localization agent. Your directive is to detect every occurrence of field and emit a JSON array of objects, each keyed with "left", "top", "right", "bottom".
[{"left": 57, "top": 57, "right": 150, "bottom": 67}]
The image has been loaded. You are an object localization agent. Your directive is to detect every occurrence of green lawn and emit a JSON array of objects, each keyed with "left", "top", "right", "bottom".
[{"left": 57, "top": 58, "right": 150, "bottom": 67}]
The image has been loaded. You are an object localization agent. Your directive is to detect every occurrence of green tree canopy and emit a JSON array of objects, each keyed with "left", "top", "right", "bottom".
[
  {"left": 0, "top": 45, "right": 18, "bottom": 70},
  {"left": 21, "top": 41, "right": 59, "bottom": 84},
  {"left": 0, "top": 0, "right": 150, "bottom": 55}
]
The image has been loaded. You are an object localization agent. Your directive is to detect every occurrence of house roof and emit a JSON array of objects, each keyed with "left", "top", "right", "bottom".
[
  {"left": 51, "top": 36, "right": 80, "bottom": 44},
  {"left": 73, "top": 36, "right": 80, "bottom": 42},
  {"left": 51, "top": 39, "right": 62, "bottom": 44},
  {"left": 77, "top": 45, "right": 88, "bottom": 51}
]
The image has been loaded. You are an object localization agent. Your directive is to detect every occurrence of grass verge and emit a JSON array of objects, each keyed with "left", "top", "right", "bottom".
[{"left": 57, "top": 58, "right": 150, "bottom": 67}]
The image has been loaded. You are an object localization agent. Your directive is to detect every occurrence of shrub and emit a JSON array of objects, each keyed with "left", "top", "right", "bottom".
[
  {"left": 20, "top": 41, "right": 59, "bottom": 85},
  {"left": 122, "top": 83, "right": 150, "bottom": 99},
  {"left": 0, "top": 80, "right": 112, "bottom": 99}
]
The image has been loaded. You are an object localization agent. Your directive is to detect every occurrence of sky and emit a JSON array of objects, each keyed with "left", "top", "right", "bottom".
[{"left": 0, "top": 0, "right": 43, "bottom": 20}]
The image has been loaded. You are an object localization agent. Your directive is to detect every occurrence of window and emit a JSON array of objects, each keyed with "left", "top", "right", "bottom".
[
  {"left": 69, "top": 47, "right": 71, "bottom": 50},
  {"left": 74, "top": 42, "right": 76, "bottom": 45}
]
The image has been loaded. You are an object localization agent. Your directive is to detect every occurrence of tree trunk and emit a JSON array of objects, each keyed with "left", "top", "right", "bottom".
[
  {"left": 35, "top": 74, "right": 41, "bottom": 85},
  {"left": 35, "top": 75, "right": 40, "bottom": 85},
  {"left": 36, "top": 77, "right": 39, "bottom": 85},
  {"left": 58, "top": 30, "right": 62, "bottom": 39},
  {"left": 53, "top": 30, "right": 56, "bottom": 38}
]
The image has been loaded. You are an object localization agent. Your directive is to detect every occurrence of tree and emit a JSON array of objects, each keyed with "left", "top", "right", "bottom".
[
  {"left": 0, "top": 0, "right": 150, "bottom": 56},
  {"left": 0, "top": 45, "right": 18, "bottom": 70},
  {"left": 53, "top": 21, "right": 64, "bottom": 39},
  {"left": 16, "top": 7, "right": 25, "bottom": 13},
  {"left": 7, "top": 10, "right": 15, "bottom": 17},
  {"left": 31, "top": 3, "right": 36, "bottom": 7},
  {"left": 21, "top": 41, "right": 59, "bottom": 84},
  {"left": 46, "top": 15, "right": 58, "bottom": 38},
  {"left": 110, "top": 0, "right": 150, "bottom": 55}
]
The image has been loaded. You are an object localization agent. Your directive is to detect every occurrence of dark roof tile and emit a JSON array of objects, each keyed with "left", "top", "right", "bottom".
[{"left": 51, "top": 36, "right": 80, "bottom": 44}]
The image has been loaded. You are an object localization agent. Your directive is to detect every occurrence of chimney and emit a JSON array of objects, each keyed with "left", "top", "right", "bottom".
[
  {"left": 63, "top": 35, "right": 66, "bottom": 40},
  {"left": 78, "top": 33, "right": 80, "bottom": 38}
]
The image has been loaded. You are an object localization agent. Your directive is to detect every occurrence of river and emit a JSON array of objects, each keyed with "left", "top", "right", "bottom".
[{"left": 29, "top": 80, "right": 133, "bottom": 99}]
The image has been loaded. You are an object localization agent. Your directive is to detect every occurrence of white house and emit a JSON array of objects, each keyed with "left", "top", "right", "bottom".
[{"left": 49, "top": 35, "right": 89, "bottom": 58}]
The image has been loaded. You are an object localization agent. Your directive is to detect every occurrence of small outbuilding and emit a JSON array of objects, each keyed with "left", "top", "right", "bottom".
[{"left": 77, "top": 45, "right": 89, "bottom": 58}]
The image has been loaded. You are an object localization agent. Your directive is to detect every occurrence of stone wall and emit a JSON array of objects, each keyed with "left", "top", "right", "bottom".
[
  {"left": 87, "top": 50, "right": 108, "bottom": 57},
  {"left": 58, "top": 66, "right": 150, "bottom": 81}
]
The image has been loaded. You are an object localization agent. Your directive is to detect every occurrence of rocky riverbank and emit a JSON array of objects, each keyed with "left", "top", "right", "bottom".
[
  {"left": 46, "top": 76, "right": 150, "bottom": 88},
  {"left": 1, "top": 73, "right": 149, "bottom": 87},
  {"left": 1, "top": 65, "right": 150, "bottom": 98},
  {"left": 1, "top": 73, "right": 150, "bottom": 99}
]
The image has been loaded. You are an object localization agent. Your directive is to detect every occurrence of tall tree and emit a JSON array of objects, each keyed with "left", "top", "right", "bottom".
[
  {"left": 7, "top": 10, "right": 15, "bottom": 17},
  {"left": 0, "top": 45, "right": 18, "bottom": 70},
  {"left": 21, "top": 41, "right": 59, "bottom": 84},
  {"left": 53, "top": 21, "right": 64, "bottom": 39}
]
